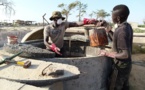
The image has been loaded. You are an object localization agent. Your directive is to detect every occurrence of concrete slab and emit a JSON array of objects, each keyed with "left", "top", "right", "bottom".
[
  {"left": 0, "top": 51, "right": 80, "bottom": 86},
  {"left": 0, "top": 79, "right": 47, "bottom": 90}
]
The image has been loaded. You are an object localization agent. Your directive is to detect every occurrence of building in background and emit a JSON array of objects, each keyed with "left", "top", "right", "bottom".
[{"left": 13, "top": 20, "right": 35, "bottom": 26}]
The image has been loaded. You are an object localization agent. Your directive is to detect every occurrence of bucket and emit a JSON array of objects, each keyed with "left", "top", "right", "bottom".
[
  {"left": 7, "top": 35, "right": 18, "bottom": 45},
  {"left": 89, "top": 27, "right": 108, "bottom": 47}
]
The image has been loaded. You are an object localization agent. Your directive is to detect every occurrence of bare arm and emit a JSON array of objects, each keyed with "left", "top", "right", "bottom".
[
  {"left": 105, "top": 24, "right": 114, "bottom": 41},
  {"left": 108, "top": 30, "right": 114, "bottom": 41},
  {"left": 68, "top": 22, "right": 84, "bottom": 28},
  {"left": 43, "top": 26, "right": 51, "bottom": 48},
  {"left": 103, "top": 49, "right": 128, "bottom": 59},
  {"left": 115, "top": 50, "right": 128, "bottom": 59},
  {"left": 67, "top": 18, "right": 96, "bottom": 28},
  {"left": 105, "top": 31, "right": 129, "bottom": 59}
]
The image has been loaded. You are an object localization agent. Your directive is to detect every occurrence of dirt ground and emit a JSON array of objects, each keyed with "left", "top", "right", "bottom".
[{"left": 130, "top": 54, "right": 145, "bottom": 90}]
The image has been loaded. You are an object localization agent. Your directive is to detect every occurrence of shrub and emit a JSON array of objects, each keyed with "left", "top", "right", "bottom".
[
  {"left": 138, "top": 25, "right": 145, "bottom": 27},
  {"left": 133, "top": 28, "right": 145, "bottom": 33}
]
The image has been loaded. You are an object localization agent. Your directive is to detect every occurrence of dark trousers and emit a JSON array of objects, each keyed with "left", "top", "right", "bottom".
[{"left": 109, "top": 62, "right": 132, "bottom": 90}]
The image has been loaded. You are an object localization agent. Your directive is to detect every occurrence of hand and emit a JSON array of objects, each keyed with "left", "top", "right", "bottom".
[
  {"left": 98, "top": 50, "right": 117, "bottom": 58},
  {"left": 49, "top": 44, "right": 62, "bottom": 55},
  {"left": 106, "top": 52, "right": 117, "bottom": 58},
  {"left": 83, "top": 18, "right": 96, "bottom": 25},
  {"left": 98, "top": 50, "right": 107, "bottom": 56}
]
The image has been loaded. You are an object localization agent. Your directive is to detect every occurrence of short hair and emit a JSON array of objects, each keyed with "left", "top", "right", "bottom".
[{"left": 113, "top": 4, "right": 130, "bottom": 21}]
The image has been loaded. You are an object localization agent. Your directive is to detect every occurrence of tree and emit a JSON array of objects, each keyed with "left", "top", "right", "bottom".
[
  {"left": 58, "top": 1, "right": 78, "bottom": 21},
  {"left": 93, "top": 9, "right": 110, "bottom": 20},
  {"left": 0, "top": 0, "right": 15, "bottom": 16},
  {"left": 76, "top": 1, "right": 87, "bottom": 21},
  {"left": 143, "top": 19, "right": 145, "bottom": 25},
  {"left": 89, "top": 12, "right": 94, "bottom": 19}
]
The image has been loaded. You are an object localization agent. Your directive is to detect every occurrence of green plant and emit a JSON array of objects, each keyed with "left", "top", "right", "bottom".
[
  {"left": 76, "top": 1, "right": 87, "bottom": 21},
  {"left": 133, "top": 28, "right": 145, "bottom": 33},
  {"left": 93, "top": 9, "right": 110, "bottom": 20},
  {"left": 58, "top": 1, "right": 78, "bottom": 21},
  {"left": 138, "top": 25, "right": 145, "bottom": 27}
]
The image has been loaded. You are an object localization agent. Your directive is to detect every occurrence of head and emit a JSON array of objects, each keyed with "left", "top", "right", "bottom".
[
  {"left": 112, "top": 4, "right": 130, "bottom": 24},
  {"left": 50, "top": 11, "right": 65, "bottom": 25}
]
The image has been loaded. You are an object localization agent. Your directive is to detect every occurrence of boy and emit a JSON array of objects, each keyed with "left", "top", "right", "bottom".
[
  {"left": 100, "top": 4, "right": 133, "bottom": 90},
  {"left": 43, "top": 11, "right": 96, "bottom": 56}
]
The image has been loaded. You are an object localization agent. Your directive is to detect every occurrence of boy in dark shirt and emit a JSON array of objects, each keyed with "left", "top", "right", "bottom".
[{"left": 100, "top": 4, "right": 133, "bottom": 90}]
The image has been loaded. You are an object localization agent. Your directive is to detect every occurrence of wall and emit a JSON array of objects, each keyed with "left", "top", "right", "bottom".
[
  {"left": 43, "top": 56, "right": 112, "bottom": 90},
  {"left": 0, "top": 30, "right": 30, "bottom": 47}
]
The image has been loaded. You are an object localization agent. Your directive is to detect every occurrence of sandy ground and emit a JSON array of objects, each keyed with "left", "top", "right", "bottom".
[
  {"left": 0, "top": 79, "right": 47, "bottom": 90},
  {"left": 130, "top": 54, "right": 145, "bottom": 90}
]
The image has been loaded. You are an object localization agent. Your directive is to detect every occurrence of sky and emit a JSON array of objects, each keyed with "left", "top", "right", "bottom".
[{"left": 0, "top": 0, "right": 145, "bottom": 24}]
